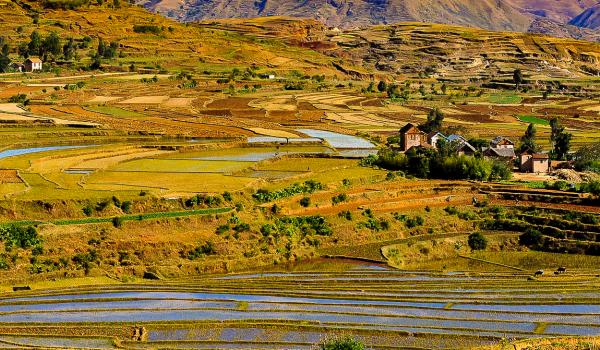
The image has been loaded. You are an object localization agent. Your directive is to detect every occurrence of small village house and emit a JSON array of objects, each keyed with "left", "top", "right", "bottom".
[
  {"left": 23, "top": 57, "right": 43, "bottom": 72},
  {"left": 520, "top": 149, "right": 550, "bottom": 173},
  {"left": 490, "top": 136, "right": 515, "bottom": 149},
  {"left": 427, "top": 131, "right": 447, "bottom": 149},
  {"left": 483, "top": 136, "right": 516, "bottom": 160},
  {"left": 447, "top": 134, "right": 476, "bottom": 156},
  {"left": 399, "top": 123, "right": 428, "bottom": 151},
  {"left": 483, "top": 147, "right": 516, "bottom": 159},
  {"left": 455, "top": 141, "right": 477, "bottom": 156},
  {"left": 9, "top": 62, "right": 23, "bottom": 72}
]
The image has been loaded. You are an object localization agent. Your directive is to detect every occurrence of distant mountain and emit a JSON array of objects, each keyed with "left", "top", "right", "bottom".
[
  {"left": 508, "top": 0, "right": 598, "bottom": 23},
  {"left": 570, "top": 4, "right": 600, "bottom": 29},
  {"left": 137, "top": 0, "right": 600, "bottom": 41}
]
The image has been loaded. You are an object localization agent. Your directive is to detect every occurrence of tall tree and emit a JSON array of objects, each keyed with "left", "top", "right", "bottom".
[
  {"left": 377, "top": 80, "right": 387, "bottom": 93},
  {"left": 550, "top": 117, "right": 564, "bottom": 149},
  {"left": 513, "top": 69, "right": 523, "bottom": 91},
  {"left": 28, "top": 30, "right": 41, "bottom": 56},
  {"left": 0, "top": 44, "right": 10, "bottom": 73},
  {"left": 419, "top": 108, "right": 444, "bottom": 133},
  {"left": 97, "top": 38, "right": 106, "bottom": 57},
  {"left": 519, "top": 123, "right": 538, "bottom": 152},
  {"left": 62, "top": 37, "right": 75, "bottom": 60},
  {"left": 554, "top": 132, "right": 572, "bottom": 160},
  {"left": 42, "top": 32, "right": 61, "bottom": 59}
]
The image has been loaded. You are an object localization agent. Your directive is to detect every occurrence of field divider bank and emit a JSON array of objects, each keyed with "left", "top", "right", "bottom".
[
  {"left": 0, "top": 207, "right": 233, "bottom": 227},
  {"left": 457, "top": 255, "right": 525, "bottom": 272}
]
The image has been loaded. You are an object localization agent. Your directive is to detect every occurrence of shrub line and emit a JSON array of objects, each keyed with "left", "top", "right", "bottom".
[{"left": 0, "top": 208, "right": 232, "bottom": 227}]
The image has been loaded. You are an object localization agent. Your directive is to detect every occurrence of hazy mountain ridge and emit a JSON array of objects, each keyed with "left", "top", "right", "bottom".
[
  {"left": 137, "top": 0, "right": 600, "bottom": 41},
  {"left": 570, "top": 4, "right": 600, "bottom": 29}
]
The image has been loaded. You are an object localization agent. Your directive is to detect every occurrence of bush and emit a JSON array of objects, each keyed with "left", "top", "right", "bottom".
[
  {"left": 468, "top": 232, "right": 487, "bottom": 250},
  {"left": 43, "top": 0, "right": 88, "bottom": 9},
  {"left": 120, "top": 201, "right": 132, "bottom": 214},
  {"left": 222, "top": 191, "right": 232, "bottom": 202},
  {"left": 338, "top": 210, "right": 353, "bottom": 221},
  {"left": 8, "top": 94, "right": 28, "bottom": 105},
  {"left": 444, "top": 206, "right": 459, "bottom": 215},
  {"left": 520, "top": 229, "right": 543, "bottom": 246},
  {"left": 0, "top": 226, "right": 41, "bottom": 249},
  {"left": 253, "top": 181, "right": 323, "bottom": 203},
  {"left": 320, "top": 337, "right": 365, "bottom": 350},
  {"left": 262, "top": 216, "right": 332, "bottom": 238},
  {"left": 216, "top": 224, "right": 230, "bottom": 235},
  {"left": 299, "top": 197, "right": 311, "bottom": 207},
  {"left": 133, "top": 25, "right": 163, "bottom": 35},
  {"left": 111, "top": 216, "right": 123, "bottom": 228},
  {"left": 405, "top": 216, "right": 424, "bottom": 228},
  {"left": 331, "top": 193, "right": 348, "bottom": 205},
  {"left": 359, "top": 218, "right": 390, "bottom": 232},
  {"left": 82, "top": 205, "right": 93, "bottom": 216},
  {"left": 187, "top": 242, "right": 216, "bottom": 260}
]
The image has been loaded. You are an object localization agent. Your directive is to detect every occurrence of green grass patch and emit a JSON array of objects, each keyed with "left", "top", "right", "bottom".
[
  {"left": 488, "top": 93, "right": 522, "bottom": 104},
  {"left": 517, "top": 115, "right": 550, "bottom": 126},
  {"left": 85, "top": 106, "right": 147, "bottom": 119}
]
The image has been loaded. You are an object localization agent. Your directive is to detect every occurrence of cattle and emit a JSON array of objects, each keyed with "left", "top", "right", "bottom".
[
  {"left": 557, "top": 267, "right": 567, "bottom": 274},
  {"left": 12, "top": 286, "right": 31, "bottom": 291},
  {"left": 534, "top": 270, "right": 544, "bottom": 277}
]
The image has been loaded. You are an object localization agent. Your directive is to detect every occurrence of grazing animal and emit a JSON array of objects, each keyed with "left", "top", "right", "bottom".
[
  {"left": 12, "top": 286, "right": 31, "bottom": 292},
  {"left": 534, "top": 270, "right": 544, "bottom": 277},
  {"left": 557, "top": 267, "right": 567, "bottom": 273}
]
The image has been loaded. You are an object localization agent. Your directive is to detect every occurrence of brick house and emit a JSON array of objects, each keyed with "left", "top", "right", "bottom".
[
  {"left": 399, "top": 123, "right": 427, "bottom": 151},
  {"left": 520, "top": 150, "right": 550, "bottom": 173}
]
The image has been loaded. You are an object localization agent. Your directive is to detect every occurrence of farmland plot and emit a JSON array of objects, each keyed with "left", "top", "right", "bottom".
[{"left": 1, "top": 261, "right": 599, "bottom": 349}]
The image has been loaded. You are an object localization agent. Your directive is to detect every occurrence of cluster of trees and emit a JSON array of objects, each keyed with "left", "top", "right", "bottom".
[
  {"left": 43, "top": 0, "right": 123, "bottom": 9},
  {"left": 320, "top": 337, "right": 364, "bottom": 350},
  {"left": 550, "top": 117, "right": 572, "bottom": 160},
  {"left": 365, "top": 146, "right": 512, "bottom": 181},
  {"left": 22, "top": 31, "right": 62, "bottom": 60},
  {"left": 0, "top": 38, "right": 9, "bottom": 73},
  {"left": 518, "top": 117, "right": 571, "bottom": 160},
  {"left": 133, "top": 25, "right": 164, "bottom": 35},
  {"left": 0, "top": 225, "right": 41, "bottom": 249},
  {"left": 185, "top": 194, "right": 223, "bottom": 208},
  {"left": 1, "top": 30, "right": 113, "bottom": 71},
  {"left": 260, "top": 216, "right": 332, "bottom": 239},
  {"left": 253, "top": 180, "right": 323, "bottom": 203},
  {"left": 575, "top": 142, "right": 600, "bottom": 172},
  {"left": 43, "top": 0, "right": 91, "bottom": 9},
  {"left": 419, "top": 108, "right": 444, "bottom": 133}
]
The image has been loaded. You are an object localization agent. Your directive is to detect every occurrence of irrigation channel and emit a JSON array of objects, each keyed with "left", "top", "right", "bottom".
[{"left": 0, "top": 260, "right": 599, "bottom": 349}]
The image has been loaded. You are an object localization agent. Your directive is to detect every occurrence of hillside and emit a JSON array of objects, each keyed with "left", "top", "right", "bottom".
[
  {"left": 509, "top": 0, "right": 598, "bottom": 23},
  {"left": 138, "top": 0, "right": 600, "bottom": 41},
  {"left": 0, "top": 0, "right": 340, "bottom": 74},
  {"left": 570, "top": 4, "right": 600, "bottom": 29},
  {"left": 199, "top": 18, "right": 600, "bottom": 81}
]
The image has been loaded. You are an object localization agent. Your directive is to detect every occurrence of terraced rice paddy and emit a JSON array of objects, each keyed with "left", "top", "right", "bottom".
[
  {"left": 0, "top": 145, "right": 94, "bottom": 160},
  {"left": 1, "top": 261, "right": 599, "bottom": 349},
  {"left": 297, "top": 129, "right": 376, "bottom": 149}
]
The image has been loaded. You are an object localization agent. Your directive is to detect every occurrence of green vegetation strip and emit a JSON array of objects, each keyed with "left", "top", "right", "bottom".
[{"left": 1, "top": 208, "right": 232, "bottom": 227}]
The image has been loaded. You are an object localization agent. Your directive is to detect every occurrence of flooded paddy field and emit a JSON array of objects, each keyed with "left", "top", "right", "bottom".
[{"left": 0, "top": 261, "right": 599, "bottom": 349}]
